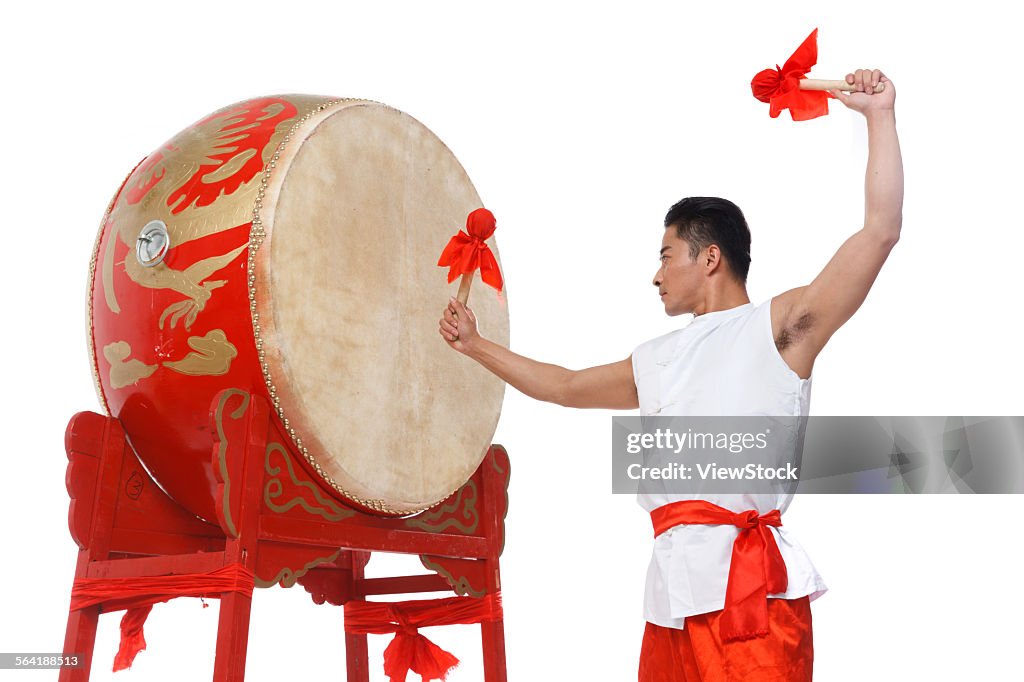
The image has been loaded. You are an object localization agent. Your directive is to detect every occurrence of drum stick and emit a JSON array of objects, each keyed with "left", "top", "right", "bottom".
[
  {"left": 799, "top": 79, "right": 885, "bottom": 93},
  {"left": 456, "top": 273, "right": 474, "bottom": 305}
]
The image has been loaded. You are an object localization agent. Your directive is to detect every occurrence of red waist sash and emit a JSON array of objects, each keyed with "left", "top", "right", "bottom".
[{"left": 650, "top": 500, "right": 788, "bottom": 642}]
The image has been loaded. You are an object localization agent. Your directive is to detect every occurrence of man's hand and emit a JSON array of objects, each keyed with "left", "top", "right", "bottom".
[
  {"left": 828, "top": 69, "right": 895, "bottom": 114},
  {"left": 439, "top": 296, "right": 480, "bottom": 354}
]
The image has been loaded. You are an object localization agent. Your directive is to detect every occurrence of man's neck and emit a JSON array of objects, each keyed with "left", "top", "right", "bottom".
[{"left": 693, "top": 289, "right": 751, "bottom": 317}]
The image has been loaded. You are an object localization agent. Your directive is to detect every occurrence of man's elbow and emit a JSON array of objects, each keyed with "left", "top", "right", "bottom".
[
  {"left": 865, "top": 217, "right": 901, "bottom": 249},
  {"left": 547, "top": 369, "right": 577, "bottom": 408},
  {"left": 882, "top": 228, "right": 900, "bottom": 250},
  {"left": 551, "top": 369, "right": 606, "bottom": 409}
]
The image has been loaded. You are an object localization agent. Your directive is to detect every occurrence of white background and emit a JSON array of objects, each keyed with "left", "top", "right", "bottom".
[{"left": 2, "top": 1, "right": 1023, "bottom": 680}]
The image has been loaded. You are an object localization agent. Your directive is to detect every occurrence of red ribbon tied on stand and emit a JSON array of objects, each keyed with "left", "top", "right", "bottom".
[
  {"left": 437, "top": 208, "right": 504, "bottom": 292},
  {"left": 69, "top": 562, "right": 256, "bottom": 672},
  {"left": 751, "top": 28, "right": 835, "bottom": 121},
  {"left": 344, "top": 593, "right": 504, "bottom": 682}
]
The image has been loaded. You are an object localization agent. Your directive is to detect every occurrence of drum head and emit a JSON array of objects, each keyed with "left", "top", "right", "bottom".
[{"left": 255, "top": 101, "right": 509, "bottom": 514}]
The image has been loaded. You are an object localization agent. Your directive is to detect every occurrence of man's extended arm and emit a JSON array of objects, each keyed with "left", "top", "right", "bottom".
[
  {"left": 775, "top": 69, "right": 904, "bottom": 377},
  {"left": 439, "top": 297, "right": 639, "bottom": 409}
]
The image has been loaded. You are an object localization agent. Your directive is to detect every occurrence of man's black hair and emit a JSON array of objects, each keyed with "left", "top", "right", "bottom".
[{"left": 664, "top": 197, "right": 751, "bottom": 283}]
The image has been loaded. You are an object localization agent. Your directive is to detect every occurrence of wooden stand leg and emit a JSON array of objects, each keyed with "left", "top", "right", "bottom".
[
  {"left": 59, "top": 552, "right": 99, "bottom": 682},
  {"left": 62, "top": 413, "right": 125, "bottom": 682},
  {"left": 480, "top": 445, "right": 510, "bottom": 682},
  {"left": 344, "top": 631, "right": 369, "bottom": 682},
  {"left": 212, "top": 589, "right": 253, "bottom": 682},
  {"left": 211, "top": 391, "right": 264, "bottom": 682},
  {"left": 344, "top": 551, "right": 370, "bottom": 682},
  {"left": 480, "top": 557, "right": 507, "bottom": 682},
  {"left": 480, "top": 618, "right": 508, "bottom": 682}
]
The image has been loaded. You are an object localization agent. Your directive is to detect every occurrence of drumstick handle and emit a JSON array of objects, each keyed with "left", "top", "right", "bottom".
[
  {"left": 800, "top": 78, "right": 886, "bottom": 93},
  {"left": 456, "top": 273, "right": 474, "bottom": 305}
]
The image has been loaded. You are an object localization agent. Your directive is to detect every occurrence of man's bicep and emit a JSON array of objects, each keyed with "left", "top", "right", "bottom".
[{"left": 561, "top": 356, "right": 639, "bottom": 410}]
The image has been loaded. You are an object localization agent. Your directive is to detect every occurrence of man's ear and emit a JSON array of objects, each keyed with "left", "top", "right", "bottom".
[{"left": 704, "top": 244, "right": 720, "bottom": 270}]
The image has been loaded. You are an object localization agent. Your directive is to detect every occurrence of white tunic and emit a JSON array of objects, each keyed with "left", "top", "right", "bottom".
[{"left": 631, "top": 300, "right": 828, "bottom": 630}]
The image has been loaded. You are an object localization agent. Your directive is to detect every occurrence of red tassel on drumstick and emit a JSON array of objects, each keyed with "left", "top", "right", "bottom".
[
  {"left": 751, "top": 27, "right": 886, "bottom": 121},
  {"left": 437, "top": 207, "right": 504, "bottom": 305}
]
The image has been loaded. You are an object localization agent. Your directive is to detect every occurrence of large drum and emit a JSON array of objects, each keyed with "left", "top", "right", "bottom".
[{"left": 88, "top": 95, "right": 509, "bottom": 522}]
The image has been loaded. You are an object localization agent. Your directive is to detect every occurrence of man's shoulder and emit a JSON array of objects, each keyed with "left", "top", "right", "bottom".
[
  {"left": 633, "top": 327, "right": 684, "bottom": 364},
  {"left": 636, "top": 327, "right": 683, "bottom": 349}
]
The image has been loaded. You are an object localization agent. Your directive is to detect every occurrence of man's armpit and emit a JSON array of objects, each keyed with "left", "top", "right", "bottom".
[{"left": 775, "top": 310, "right": 815, "bottom": 352}]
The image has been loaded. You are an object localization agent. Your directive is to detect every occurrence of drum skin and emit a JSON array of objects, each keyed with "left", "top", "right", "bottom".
[{"left": 88, "top": 95, "right": 509, "bottom": 522}]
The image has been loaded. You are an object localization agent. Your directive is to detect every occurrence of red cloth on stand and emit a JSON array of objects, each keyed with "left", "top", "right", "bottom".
[
  {"left": 650, "top": 500, "right": 788, "bottom": 642},
  {"left": 344, "top": 592, "right": 503, "bottom": 682},
  {"left": 638, "top": 596, "right": 813, "bottom": 682},
  {"left": 70, "top": 562, "right": 255, "bottom": 671}
]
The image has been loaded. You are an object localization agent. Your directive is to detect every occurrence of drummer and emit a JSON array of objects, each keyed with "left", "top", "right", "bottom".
[{"left": 438, "top": 69, "right": 902, "bottom": 681}]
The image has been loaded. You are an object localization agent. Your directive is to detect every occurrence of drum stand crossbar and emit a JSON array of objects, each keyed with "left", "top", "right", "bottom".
[{"left": 60, "top": 389, "right": 511, "bottom": 681}]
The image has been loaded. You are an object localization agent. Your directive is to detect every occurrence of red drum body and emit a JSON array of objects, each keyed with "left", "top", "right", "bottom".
[{"left": 88, "top": 95, "right": 509, "bottom": 522}]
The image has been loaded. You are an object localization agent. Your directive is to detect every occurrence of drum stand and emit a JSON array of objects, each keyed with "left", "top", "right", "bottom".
[{"left": 60, "top": 388, "right": 511, "bottom": 681}]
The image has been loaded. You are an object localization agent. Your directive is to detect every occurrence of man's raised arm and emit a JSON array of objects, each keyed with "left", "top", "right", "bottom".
[
  {"left": 439, "top": 297, "right": 639, "bottom": 410},
  {"left": 774, "top": 68, "right": 904, "bottom": 377}
]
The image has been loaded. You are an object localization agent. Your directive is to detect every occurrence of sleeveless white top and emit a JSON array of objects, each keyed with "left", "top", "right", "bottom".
[{"left": 631, "top": 300, "right": 828, "bottom": 630}]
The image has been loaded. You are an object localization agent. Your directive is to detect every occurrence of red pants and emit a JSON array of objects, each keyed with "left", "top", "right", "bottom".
[{"left": 638, "top": 596, "right": 813, "bottom": 682}]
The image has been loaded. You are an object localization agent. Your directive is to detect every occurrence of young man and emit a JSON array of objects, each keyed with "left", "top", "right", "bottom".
[{"left": 439, "top": 69, "right": 902, "bottom": 681}]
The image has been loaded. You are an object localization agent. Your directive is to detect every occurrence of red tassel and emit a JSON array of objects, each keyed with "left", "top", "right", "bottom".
[
  {"left": 382, "top": 630, "right": 460, "bottom": 682},
  {"left": 112, "top": 606, "right": 151, "bottom": 671}
]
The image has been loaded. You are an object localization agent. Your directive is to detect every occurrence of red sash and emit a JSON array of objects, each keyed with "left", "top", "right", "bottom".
[{"left": 650, "top": 500, "right": 789, "bottom": 642}]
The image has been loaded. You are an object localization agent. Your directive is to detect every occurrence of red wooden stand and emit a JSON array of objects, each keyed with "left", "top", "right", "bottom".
[{"left": 60, "top": 389, "right": 511, "bottom": 681}]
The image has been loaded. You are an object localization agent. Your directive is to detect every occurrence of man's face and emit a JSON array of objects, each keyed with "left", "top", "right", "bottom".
[{"left": 652, "top": 227, "right": 705, "bottom": 316}]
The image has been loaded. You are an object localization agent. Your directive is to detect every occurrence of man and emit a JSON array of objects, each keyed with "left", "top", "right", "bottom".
[{"left": 439, "top": 68, "right": 902, "bottom": 681}]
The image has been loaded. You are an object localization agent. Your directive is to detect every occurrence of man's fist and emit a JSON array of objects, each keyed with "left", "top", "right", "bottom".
[
  {"left": 828, "top": 69, "right": 895, "bottom": 114},
  {"left": 439, "top": 296, "right": 480, "bottom": 354}
]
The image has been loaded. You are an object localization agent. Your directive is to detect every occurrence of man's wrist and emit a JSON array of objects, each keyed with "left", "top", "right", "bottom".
[
  {"left": 865, "top": 108, "right": 896, "bottom": 124},
  {"left": 461, "top": 335, "right": 484, "bottom": 359}
]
